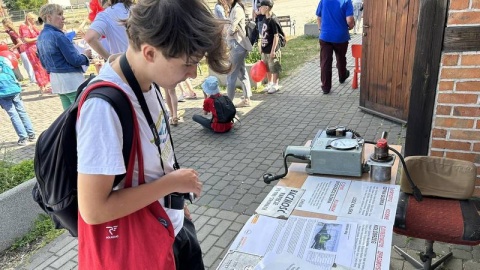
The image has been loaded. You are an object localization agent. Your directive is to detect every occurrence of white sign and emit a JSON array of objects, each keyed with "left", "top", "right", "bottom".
[{"left": 255, "top": 186, "right": 305, "bottom": 219}]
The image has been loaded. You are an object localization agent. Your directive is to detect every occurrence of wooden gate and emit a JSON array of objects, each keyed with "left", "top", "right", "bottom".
[{"left": 359, "top": 0, "right": 420, "bottom": 123}]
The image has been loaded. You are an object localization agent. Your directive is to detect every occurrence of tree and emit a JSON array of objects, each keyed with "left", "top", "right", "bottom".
[{"left": 4, "top": 0, "right": 48, "bottom": 11}]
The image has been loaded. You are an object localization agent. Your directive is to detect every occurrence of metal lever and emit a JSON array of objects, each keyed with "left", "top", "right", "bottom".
[{"left": 363, "top": 24, "right": 370, "bottom": 28}]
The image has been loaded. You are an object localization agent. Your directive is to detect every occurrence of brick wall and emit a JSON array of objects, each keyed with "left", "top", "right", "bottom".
[{"left": 431, "top": 1, "right": 480, "bottom": 196}]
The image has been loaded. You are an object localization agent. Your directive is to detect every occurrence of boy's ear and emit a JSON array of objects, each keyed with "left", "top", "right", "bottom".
[{"left": 142, "top": 45, "right": 156, "bottom": 63}]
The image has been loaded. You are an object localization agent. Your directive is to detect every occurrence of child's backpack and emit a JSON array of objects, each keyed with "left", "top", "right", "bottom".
[
  {"left": 272, "top": 15, "right": 287, "bottom": 48},
  {"left": 32, "top": 76, "right": 134, "bottom": 237},
  {"left": 213, "top": 95, "right": 236, "bottom": 123}
]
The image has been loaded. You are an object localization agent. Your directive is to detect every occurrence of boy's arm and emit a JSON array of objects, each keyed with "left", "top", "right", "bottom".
[
  {"left": 270, "top": 34, "right": 279, "bottom": 58},
  {"left": 78, "top": 170, "right": 202, "bottom": 224}
]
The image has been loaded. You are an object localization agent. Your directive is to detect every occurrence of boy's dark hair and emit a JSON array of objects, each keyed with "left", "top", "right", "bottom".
[
  {"left": 260, "top": 0, "right": 273, "bottom": 8},
  {"left": 126, "top": 0, "right": 231, "bottom": 74}
]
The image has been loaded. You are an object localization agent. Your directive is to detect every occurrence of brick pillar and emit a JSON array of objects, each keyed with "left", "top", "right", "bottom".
[{"left": 432, "top": 1, "right": 480, "bottom": 196}]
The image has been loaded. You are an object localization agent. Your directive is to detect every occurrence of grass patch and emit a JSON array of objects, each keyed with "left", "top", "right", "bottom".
[
  {"left": 0, "top": 159, "right": 35, "bottom": 194},
  {"left": 280, "top": 35, "right": 319, "bottom": 78},
  {"left": 8, "top": 215, "right": 64, "bottom": 251}
]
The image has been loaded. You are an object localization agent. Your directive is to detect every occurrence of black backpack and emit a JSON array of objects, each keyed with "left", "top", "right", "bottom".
[
  {"left": 272, "top": 15, "right": 287, "bottom": 48},
  {"left": 213, "top": 95, "right": 236, "bottom": 123},
  {"left": 32, "top": 76, "right": 134, "bottom": 237}
]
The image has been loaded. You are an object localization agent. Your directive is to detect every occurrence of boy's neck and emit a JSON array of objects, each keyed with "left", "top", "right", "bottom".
[{"left": 265, "top": 12, "right": 272, "bottom": 18}]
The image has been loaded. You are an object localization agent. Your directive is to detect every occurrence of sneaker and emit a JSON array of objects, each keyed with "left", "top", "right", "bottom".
[
  {"left": 18, "top": 138, "right": 27, "bottom": 146},
  {"left": 28, "top": 134, "right": 36, "bottom": 142},
  {"left": 178, "top": 94, "right": 186, "bottom": 102},
  {"left": 236, "top": 99, "right": 251, "bottom": 107},
  {"left": 339, "top": 70, "right": 350, "bottom": 84},
  {"left": 263, "top": 84, "right": 273, "bottom": 93},
  {"left": 267, "top": 85, "right": 280, "bottom": 94}
]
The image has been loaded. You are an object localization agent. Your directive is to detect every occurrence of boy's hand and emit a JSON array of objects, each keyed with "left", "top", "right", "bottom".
[
  {"left": 167, "top": 168, "right": 203, "bottom": 198},
  {"left": 270, "top": 51, "right": 275, "bottom": 59}
]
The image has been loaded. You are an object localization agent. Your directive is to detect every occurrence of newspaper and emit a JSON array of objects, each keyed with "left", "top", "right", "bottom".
[
  {"left": 217, "top": 250, "right": 263, "bottom": 270},
  {"left": 226, "top": 215, "right": 392, "bottom": 270},
  {"left": 296, "top": 176, "right": 400, "bottom": 224},
  {"left": 295, "top": 176, "right": 351, "bottom": 215},
  {"left": 338, "top": 181, "right": 400, "bottom": 224},
  {"left": 255, "top": 186, "right": 305, "bottom": 219}
]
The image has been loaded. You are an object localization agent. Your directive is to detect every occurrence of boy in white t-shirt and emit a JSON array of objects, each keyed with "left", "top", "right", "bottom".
[{"left": 76, "top": 0, "right": 231, "bottom": 268}]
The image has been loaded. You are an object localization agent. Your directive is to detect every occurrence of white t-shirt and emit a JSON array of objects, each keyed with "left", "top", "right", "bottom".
[
  {"left": 76, "top": 55, "right": 184, "bottom": 235},
  {"left": 89, "top": 3, "right": 130, "bottom": 55}
]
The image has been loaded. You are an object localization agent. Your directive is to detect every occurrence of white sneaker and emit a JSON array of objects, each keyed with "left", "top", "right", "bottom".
[
  {"left": 268, "top": 85, "right": 280, "bottom": 94},
  {"left": 263, "top": 83, "right": 273, "bottom": 93},
  {"left": 178, "top": 94, "right": 186, "bottom": 102}
]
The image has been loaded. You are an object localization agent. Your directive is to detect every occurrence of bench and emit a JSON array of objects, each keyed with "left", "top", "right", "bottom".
[{"left": 276, "top": 15, "right": 295, "bottom": 36}]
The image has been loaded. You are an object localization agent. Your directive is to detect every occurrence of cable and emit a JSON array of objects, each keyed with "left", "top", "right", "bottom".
[
  {"left": 263, "top": 153, "right": 309, "bottom": 184},
  {"left": 365, "top": 141, "right": 423, "bottom": 202}
]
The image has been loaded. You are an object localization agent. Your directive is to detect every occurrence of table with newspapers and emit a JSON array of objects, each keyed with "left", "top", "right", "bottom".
[{"left": 218, "top": 144, "right": 402, "bottom": 270}]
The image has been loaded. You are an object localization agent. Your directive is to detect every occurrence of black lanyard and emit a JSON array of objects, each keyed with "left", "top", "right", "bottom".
[{"left": 119, "top": 54, "right": 179, "bottom": 171}]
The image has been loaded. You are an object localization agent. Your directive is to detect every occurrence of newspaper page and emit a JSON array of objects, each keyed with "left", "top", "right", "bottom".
[
  {"left": 228, "top": 214, "right": 287, "bottom": 256},
  {"left": 216, "top": 250, "right": 263, "bottom": 270},
  {"left": 227, "top": 215, "right": 392, "bottom": 270},
  {"left": 255, "top": 186, "right": 305, "bottom": 219},
  {"left": 338, "top": 181, "right": 400, "bottom": 224},
  {"left": 295, "top": 176, "right": 351, "bottom": 215},
  {"left": 337, "top": 218, "right": 394, "bottom": 270},
  {"left": 254, "top": 252, "right": 321, "bottom": 270},
  {"left": 269, "top": 216, "right": 357, "bottom": 269}
]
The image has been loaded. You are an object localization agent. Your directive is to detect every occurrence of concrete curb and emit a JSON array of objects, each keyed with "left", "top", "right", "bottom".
[{"left": 0, "top": 178, "right": 43, "bottom": 252}]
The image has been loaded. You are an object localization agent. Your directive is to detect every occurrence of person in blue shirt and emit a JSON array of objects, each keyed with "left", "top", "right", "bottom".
[
  {"left": 0, "top": 57, "right": 35, "bottom": 146},
  {"left": 316, "top": 0, "right": 354, "bottom": 94},
  {"left": 37, "top": 3, "right": 92, "bottom": 110}
]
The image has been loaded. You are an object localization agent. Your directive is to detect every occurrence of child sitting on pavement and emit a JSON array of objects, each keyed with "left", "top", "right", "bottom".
[
  {"left": 259, "top": 0, "right": 282, "bottom": 94},
  {"left": 192, "top": 76, "right": 233, "bottom": 133}
]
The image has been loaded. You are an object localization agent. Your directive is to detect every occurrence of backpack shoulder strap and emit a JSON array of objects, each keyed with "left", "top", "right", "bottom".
[{"left": 80, "top": 81, "right": 134, "bottom": 187}]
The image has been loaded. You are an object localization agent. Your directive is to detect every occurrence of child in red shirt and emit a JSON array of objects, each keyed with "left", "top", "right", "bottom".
[{"left": 192, "top": 76, "right": 233, "bottom": 133}]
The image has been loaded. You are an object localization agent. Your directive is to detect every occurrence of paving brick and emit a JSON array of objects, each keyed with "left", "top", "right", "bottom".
[
  {"left": 215, "top": 230, "right": 238, "bottom": 249},
  {"left": 210, "top": 220, "right": 232, "bottom": 237},
  {"left": 50, "top": 250, "right": 77, "bottom": 269},
  {"left": 196, "top": 224, "right": 215, "bottom": 243},
  {"left": 200, "top": 234, "right": 220, "bottom": 253},
  {"left": 206, "top": 217, "right": 221, "bottom": 226},
  {"left": 202, "top": 246, "right": 224, "bottom": 269},
  {"left": 28, "top": 254, "right": 59, "bottom": 270},
  {"left": 204, "top": 208, "right": 220, "bottom": 217}
]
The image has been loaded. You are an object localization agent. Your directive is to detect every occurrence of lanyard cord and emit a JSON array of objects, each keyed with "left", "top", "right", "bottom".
[{"left": 119, "top": 54, "right": 179, "bottom": 171}]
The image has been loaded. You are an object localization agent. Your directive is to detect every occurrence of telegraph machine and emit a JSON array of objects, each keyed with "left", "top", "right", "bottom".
[{"left": 263, "top": 127, "right": 397, "bottom": 184}]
